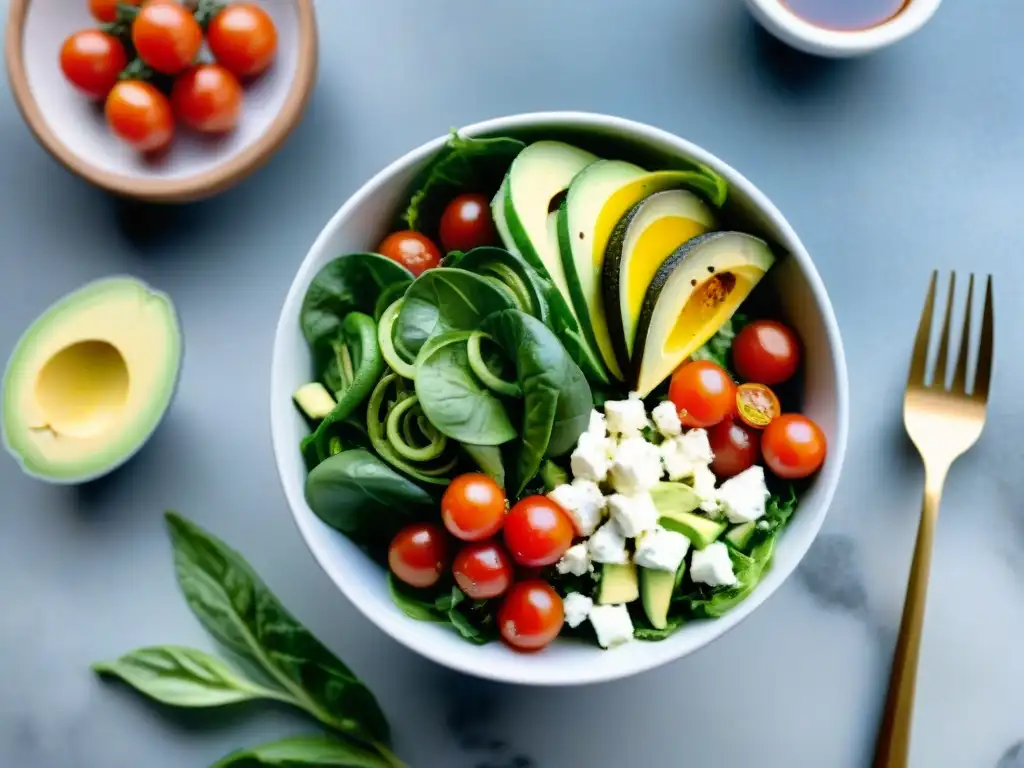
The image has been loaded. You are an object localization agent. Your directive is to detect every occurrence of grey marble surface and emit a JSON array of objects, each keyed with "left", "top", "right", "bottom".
[{"left": 1, "top": 1, "right": 1022, "bottom": 766}]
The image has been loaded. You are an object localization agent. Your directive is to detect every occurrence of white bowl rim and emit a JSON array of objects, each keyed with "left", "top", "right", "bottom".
[
  {"left": 745, "top": 0, "right": 942, "bottom": 56},
  {"left": 270, "top": 111, "right": 850, "bottom": 686}
]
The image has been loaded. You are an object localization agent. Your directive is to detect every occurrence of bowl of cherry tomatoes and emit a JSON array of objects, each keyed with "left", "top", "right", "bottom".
[{"left": 5, "top": 0, "right": 316, "bottom": 203}]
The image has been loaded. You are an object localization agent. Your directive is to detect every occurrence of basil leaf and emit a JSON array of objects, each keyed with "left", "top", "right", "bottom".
[
  {"left": 93, "top": 646, "right": 287, "bottom": 708},
  {"left": 211, "top": 735, "right": 392, "bottom": 768},
  {"left": 165, "top": 513, "right": 391, "bottom": 745}
]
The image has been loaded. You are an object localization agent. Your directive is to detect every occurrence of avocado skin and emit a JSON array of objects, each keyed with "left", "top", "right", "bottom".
[
  {"left": 632, "top": 231, "right": 728, "bottom": 383},
  {"left": 601, "top": 200, "right": 645, "bottom": 378}
]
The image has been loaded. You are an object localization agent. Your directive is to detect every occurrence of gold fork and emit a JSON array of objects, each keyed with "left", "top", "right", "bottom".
[{"left": 873, "top": 272, "right": 994, "bottom": 768}]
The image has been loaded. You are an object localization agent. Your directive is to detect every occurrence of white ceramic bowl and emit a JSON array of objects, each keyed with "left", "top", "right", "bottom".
[
  {"left": 270, "top": 112, "right": 850, "bottom": 686},
  {"left": 744, "top": 0, "right": 942, "bottom": 58},
  {"left": 5, "top": 0, "right": 317, "bottom": 202}
]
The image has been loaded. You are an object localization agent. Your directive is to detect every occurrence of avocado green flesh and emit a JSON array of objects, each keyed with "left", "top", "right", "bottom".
[
  {"left": 602, "top": 190, "right": 716, "bottom": 373},
  {"left": 633, "top": 231, "right": 775, "bottom": 397},
  {"left": 725, "top": 522, "right": 756, "bottom": 551},
  {"left": 659, "top": 510, "right": 727, "bottom": 550},
  {"left": 599, "top": 562, "right": 640, "bottom": 605},
  {"left": 650, "top": 481, "right": 701, "bottom": 515},
  {"left": 640, "top": 567, "right": 680, "bottom": 630},
  {"left": 491, "top": 178, "right": 525, "bottom": 260},
  {"left": 293, "top": 382, "right": 336, "bottom": 420},
  {"left": 3, "top": 277, "right": 181, "bottom": 483},
  {"left": 557, "top": 160, "right": 646, "bottom": 381},
  {"left": 501, "top": 141, "right": 597, "bottom": 315}
]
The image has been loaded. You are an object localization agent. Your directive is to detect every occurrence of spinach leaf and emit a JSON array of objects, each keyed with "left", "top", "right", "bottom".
[
  {"left": 535, "top": 273, "right": 609, "bottom": 385},
  {"left": 462, "top": 444, "right": 505, "bottom": 488},
  {"left": 165, "top": 513, "right": 392, "bottom": 746},
  {"left": 538, "top": 460, "right": 568, "bottom": 493},
  {"left": 480, "top": 310, "right": 593, "bottom": 494},
  {"left": 305, "top": 450, "right": 434, "bottom": 544},
  {"left": 394, "top": 268, "right": 515, "bottom": 358},
  {"left": 633, "top": 616, "right": 684, "bottom": 641},
  {"left": 93, "top": 646, "right": 287, "bottom": 708},
  {"left": 301, "top": 253, "right": 413, "bottom": 357},
  {"left": 386, "top": 573, "right": 447, "bottom": 623},
  {"left": 453, "top": 247, "right": 549, "bottom": 322},
  {"left": 212, "top": 736, "right": 392, "bottom": 768},
  {"left": 445, "top": 587, "right": 497, "bottom": 645},
  {"left": 400, "top": 132, "right": 525, "bottom": 236},
  {"left": 414, "top": 331, "right": 516, "bottom": 446}
]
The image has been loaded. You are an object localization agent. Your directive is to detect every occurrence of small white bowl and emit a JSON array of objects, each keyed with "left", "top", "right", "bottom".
[
  {"left": 270, "top": 112, "right": 850, "bottom": 686},
  {"left": 5, "top": 0, "right": 317, "bottom": 202},
  {"left": 744, "top": 0, "right": 942, "bottom": 58}
]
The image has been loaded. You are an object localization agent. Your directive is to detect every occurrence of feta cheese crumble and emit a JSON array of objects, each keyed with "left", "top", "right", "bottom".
[
  {"left": 570, "top": 431, "right": 611, "bottom": 483},
  {"left": 548, "top": 479, "right": 606, "bottom": 536},
  {"left": 660, "top": 428, "right": 715, "bottom": 481},
  {"left": 651, "top": 400, "right": 682, "bottom": 438},
  {"left": 556, "top": 543, "right": 593, "bottom": 576},
  {"left": 563, "top": 592, "right": 593, "bottom": 629},
  {"left": 691, "top": 464, "right": 720, "bottom": 515},
  {"left": 690, "top": 541, "right": 738, "bottom": 587},
  {"left": 717, "top": 465, "right": 770, "bottom": 524},
  {"left": 604, "top": 397, "right": 648, "bottom": 438},
  {"left": 606, "top": 491, "right": 659, "bottom": 538},
  {"left": 588, "top": 603, "right": 634, "bottom": 648},
  {"left": 609, "top": 436, "right": 662, "bottom": 494},
  {"left": 634, "top": 526, "right": 691, "bottom": 572},
  {"left": 587, "top": 519, "right": 629, "bottom": 564}
]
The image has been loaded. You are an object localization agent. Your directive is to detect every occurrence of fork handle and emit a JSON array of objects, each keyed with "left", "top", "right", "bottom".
[{"left": 873, "top": 466, "right": 948, "bottom": 768}]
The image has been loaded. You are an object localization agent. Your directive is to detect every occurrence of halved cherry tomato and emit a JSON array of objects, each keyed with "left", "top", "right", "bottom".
[
  {"left": 439, "top": 194, "right": 496, "bottom": 253},
  {"left": 89, "top": 0, "right": 141, "bottom": 24},
  {"left": 59, "top": 30, "right": 128, "bottom": 99},
  {"left": 503, "top": 496, "right": 574, "bottom": 567},
  {"left": 735, "top": 382, "right": 780, "bottom": 430},
  {"left": 388, "top": 523, "right": 448, "bottom": 588},
  {"left": 708, "top": 418, "right": 761, "bottom": 479},
  {"left": 762, "top": 414, "right": 826, "bottom": 479},
  {"left": 172, "top": 64, "right": 243, "bottom": 133},
  {"left": 668, "top": 360, "right": 736, "bottom": 428},
  {"left": 453, "top": 541, "right": 513, "bottom": 599},
  {"left": 498, "top": 580, "right": 564, "bottom": 652},
  {"left": 733, "top": 320, "right": 801, "bottom": 385},
  {"left": 132, "top": 1, "right": 203, "bottom": 75},
  {"left": 377, "top": 231, "right": 441, "bottom": 277},
  {"left": 105, "top": 81, "right": 174, "bottom": 153},
  {"left": 207, "top": 3, "right": 279, "bottom": 78},
  {"left": 441, "top": 473, "right": 506, "bottom": 542}
]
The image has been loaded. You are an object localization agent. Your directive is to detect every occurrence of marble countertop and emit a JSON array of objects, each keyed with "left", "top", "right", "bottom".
[{"left": 2, "top": 1, "right": 1023, "bottom": 766}]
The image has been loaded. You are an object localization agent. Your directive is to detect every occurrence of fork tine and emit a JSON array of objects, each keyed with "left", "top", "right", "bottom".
[
  {"left": 952, "top": 273, "right": 974, "bottom": 393},
  {"left": 933, "top": 273, "right": 956, "bottom": 388},
  {"left": 907, "top": 271, "right": 937, "bottom": 386},
  {"left": 973, "top": 275, "right": 994, "bottom": 399}
]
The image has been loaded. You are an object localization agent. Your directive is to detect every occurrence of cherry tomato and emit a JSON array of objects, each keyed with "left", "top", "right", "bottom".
[
  {"left": 762, "top": 414, "right": 827, "bottom": 480},
  {"left": 735, "top": 382, "right": 780, "bottom": 430},
  {"left": 503, "top": 496, "right": 574, "bottom": 568},
  {"left": 207, "top": 3, "right": 278, "bottom": 78},
  {"left": 171, "top": 64, "right": 243, "bottom": 133},
  {"left": 439, "top": 194, "right": 497, "bottom": 253},
  {"left": 377, "top": 231, "right": 441, "bottom": 277},
  {"left": 105, "top": 81, "right": 174, "bottom": 153},
  {"left": 440, "top": 473, "right": 506, "bottom": 542},
  {"left": 132, "top": 1, "right": 203, "bottom": 75},
  {"left": 498, "top": 580, "right": 564, "bottom": 652},
  {"left": 388, "top": 523, "right": 449, "bottom": 588},
  {"left": 732, "top": 320, "right": 801, "bottom": 386},
  {"left": 59, "top": 30, "right": 127, "bottom": 99},
  {"left": 708, "top": 418, "right": 761, "bottom": 479},
  {"left": 89, "top": 0, "right": 141, "bottom": 23},
  {"left": 452, "top": 541, "right": 513, "bottom": 599},
  {"left": 668, "top": 360, "right": 737, "bottom": 428}
]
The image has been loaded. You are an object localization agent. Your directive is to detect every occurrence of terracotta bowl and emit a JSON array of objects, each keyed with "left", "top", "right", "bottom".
[{"left": 5, "top": 0, "right": 317, "bottom": 203}]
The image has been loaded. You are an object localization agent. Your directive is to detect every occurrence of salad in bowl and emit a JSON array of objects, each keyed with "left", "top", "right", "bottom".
[{"left": 271, "top": 113, "right": 847, "bottom": 682}]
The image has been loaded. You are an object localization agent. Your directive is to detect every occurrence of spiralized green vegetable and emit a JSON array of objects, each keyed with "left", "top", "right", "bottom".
[
  {"left": 386, "top": 395, "right": 447, "bottom": 462},
  {"left": 466, "top": 332, "right": 521, "bottom": 398},
  {"left": 377, "top": 299, "right": 417, "bottom": 379}
]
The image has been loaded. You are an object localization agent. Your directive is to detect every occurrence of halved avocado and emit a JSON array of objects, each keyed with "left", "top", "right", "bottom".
[
  {"left": 633, "top": 232, "right": 775, "bottom": 397},
  {"left": 501, "top": 141, "right": 597, "bottom": 313},
  {"left": 558, "top": 167, "right": 728, "bottom": 382},
  {"left": 603, "top": 190, "right": 715, "bottom": 372}
]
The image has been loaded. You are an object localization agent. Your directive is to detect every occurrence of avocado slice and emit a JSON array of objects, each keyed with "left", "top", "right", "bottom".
[
  {"left": 3, "top": 277, "right": 182, "bottom": 483},
  {"left": 293, "top": 382, "right": 337, "bottom": 420},
  {"left": 501, "top": 141, "right": 597, "bottom": 315},
  {"left": 633, "top": 232, "right": 775, "bottom": 397},
  {"left": 640, "top": 564, "right": 685, "bottom": 630},
  {"left": 650, "top": 481, "right": 701, "bottom": 515},
  {"left": 659, "top": 510, "right": 727, "bottom": 550},
  {"left": 598, "top": 562, "right": 640, "bottom": 605},
  {"left": 725, "top": 521, "right": 756, "bottom": 551},
  {"left": 603, "top": 190, "right": 715, "bottom": 372},
  {"left": 558, "top": 167, "right": 728, "bottom": 382}
]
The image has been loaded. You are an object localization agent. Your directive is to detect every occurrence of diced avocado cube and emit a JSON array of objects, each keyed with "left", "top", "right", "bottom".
[
  {"left": 640, "top": 563, "right": 685, "bottom": 630},
  {"left": 650, "top": 481, "right": 701, "bottom": 515},
  {"left": 293, "top": 382, "right": 336, "bottom": 420},
  {"left": 659, "top": 509, "right": 726, "bottom": 550},
  {"left": 725, "top": 521, "right": 756, "bottom": 551},
  {"left": 598, "top": 562, "right": 639, "bottom": 605}
]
